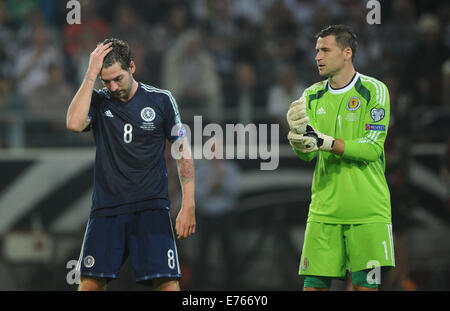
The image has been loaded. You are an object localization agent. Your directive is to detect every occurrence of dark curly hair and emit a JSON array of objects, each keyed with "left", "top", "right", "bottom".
[
  {"left": 315, "top": 25, "right": 358, "bottom": 61},
  {"left": 101, "top": 38, "right": 132, "bottom": 70}
]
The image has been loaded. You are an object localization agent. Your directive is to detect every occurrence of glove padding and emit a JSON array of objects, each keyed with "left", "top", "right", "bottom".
[
  {"left": 287, "top": 96, "right": 309, "bottom": 134},
  {"left": 288, "top": 125, "right": 335, "bottom": 153}
]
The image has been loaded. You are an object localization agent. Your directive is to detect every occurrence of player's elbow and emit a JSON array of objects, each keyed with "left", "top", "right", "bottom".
[
  {"left": 363, "top": 145, "right": 383, "bottom": 162},
  {"left": 66, "top": 117, "right": 85, "bottom": 132}
]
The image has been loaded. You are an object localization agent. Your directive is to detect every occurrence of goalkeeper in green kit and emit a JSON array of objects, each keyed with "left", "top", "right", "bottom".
[{"left": 287, "top": 25, "right": 395, "bottom": 291}]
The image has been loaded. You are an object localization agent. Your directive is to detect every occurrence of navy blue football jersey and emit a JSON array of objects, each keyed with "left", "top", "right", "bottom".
[{"left": 85, "top": 82, "right": 185, "bottom": 217}]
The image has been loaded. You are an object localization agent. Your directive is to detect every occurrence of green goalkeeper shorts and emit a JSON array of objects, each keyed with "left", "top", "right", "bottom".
[{"left": 299, "top": 222, "right": 395, "bottom": 278}]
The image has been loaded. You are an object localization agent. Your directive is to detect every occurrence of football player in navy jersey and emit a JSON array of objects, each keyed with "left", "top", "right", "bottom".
[{"left": 66, "top": 38, "right": 196, "bottom": 291}]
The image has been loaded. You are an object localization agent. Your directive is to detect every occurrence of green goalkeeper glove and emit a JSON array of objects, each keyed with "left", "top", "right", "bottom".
[
  {"left": 288, "top": 125, "right": 335, "bottom": 153},
  {"left": 286, "top": 96, "right": 309, "bottom": 134}
]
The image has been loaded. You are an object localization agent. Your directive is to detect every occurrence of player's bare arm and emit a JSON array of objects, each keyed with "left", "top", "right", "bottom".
[
  {"left": 66, "top": 42, "right": 113, "bottom": 132},
  {"left": 175, "top": 136, "right": 196, "bottom": 240},
  {"left": 331, "top": 139, "right": 345, "bottom": 156}
]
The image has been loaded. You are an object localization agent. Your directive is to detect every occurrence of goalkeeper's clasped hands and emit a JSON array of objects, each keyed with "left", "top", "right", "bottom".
[{"left": 286, "top": 97, "right": 335, "bottom": 153}]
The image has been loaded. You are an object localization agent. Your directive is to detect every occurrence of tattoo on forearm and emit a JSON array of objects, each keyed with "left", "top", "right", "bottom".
[{"left": 177, "top": 157, "right": 194, "bottom": 184}]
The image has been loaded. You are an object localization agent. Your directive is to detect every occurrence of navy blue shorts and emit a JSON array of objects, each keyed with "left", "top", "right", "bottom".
[{"left": 77, "top": 209, "right": 181, "bottom": 283}]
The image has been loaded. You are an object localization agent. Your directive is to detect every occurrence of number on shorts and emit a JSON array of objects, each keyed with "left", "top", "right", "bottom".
[
  {"left": 123, "top": 123, "right": 133, "bottom": 143},
  {"left": 167, "top": 249, "right": 175, "bottom": 269},
  {"left": 382, "top": 240, "right": 388, "bottom": 260}
]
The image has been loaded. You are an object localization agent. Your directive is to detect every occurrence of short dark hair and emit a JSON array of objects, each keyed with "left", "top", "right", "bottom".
[
  {"left": 101, "top": 38, "right": 132, "bottom": 70},
  {"left": 315, "top": 25, "right": 358, "bottom": 61}
]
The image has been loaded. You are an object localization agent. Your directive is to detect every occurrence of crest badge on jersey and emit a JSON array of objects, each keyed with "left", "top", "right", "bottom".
[
  {"left": 141, "top": 107, "right": 156, "bottom": 122},
  {"left": 84, "top": 255, "right": 95, "bottom": 268},
  {"left": 140, "top": 107, "right": 156, "bottom": 131},
  {"left": 302, "top": 257, "right": 309, "bottom": 271},
  {"left": 370, "top": 108, "right": 385, "bottom": 122},
  {"left": 347, "top": 97, "right": 360, "bottom": 111}
]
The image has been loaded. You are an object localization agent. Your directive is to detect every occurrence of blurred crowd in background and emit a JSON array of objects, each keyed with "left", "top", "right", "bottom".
[
  {"left": 0, "top": 0, "right": 449, "bottom": 145},
  {"left": 0, "top": 0, "right": 449, "bottom": 291}
]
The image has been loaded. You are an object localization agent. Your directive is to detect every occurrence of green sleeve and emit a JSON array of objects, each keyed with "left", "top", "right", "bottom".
[
  {"left": 342, "top": 82, "right": 390, "bottom": 162},
  {"left": 341, "top": 140, "right": 381, "bottom": 162}
]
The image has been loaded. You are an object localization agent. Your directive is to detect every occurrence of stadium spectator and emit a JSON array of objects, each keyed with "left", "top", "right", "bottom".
[
  {"left": 193, "top": 141, "right": 241, "bottom": 289},
  {"left": 110, "top": 4, "right": 149, "bottom": 43},
  {"left": 229, "top": 0, "right": 274, "bottom": 27},
  {"left": 63, "top": 0, "right": 109, "bottom": 56},
  {"left": 404, "top": 14, "right": 449, "bottom": 107},
  {"left": 0, "top": 75, "right": 24, "bottom": 112},
  {"left": 202, "top": 0, "right": 238, "bottom": 77},
  {"left": 27, "top": 63, "right": 74, "bottom": 126},
  {"left": 13, "top": 25, "right": 63, "bottom": 97},
  {"left": 162, "top": 29, "right": 223, "bottom": 123},
  {"left": 230, "top": 62, "right": 259, "bottom": 124},
  {"left": 267, "top": 65, "right": 305, "bottom": 133},
  {"left": 442, "top": 60, "right": 450, "bottom": 106},
  {"left": 5, "top": 0, "right": 39, "bottom": 24}
]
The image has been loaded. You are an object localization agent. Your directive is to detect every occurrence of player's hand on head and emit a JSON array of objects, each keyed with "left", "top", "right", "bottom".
[
  {"left": 86, "top": 42, "right": 113, "bottom": 80},
  {"left": 175, "top": 202, "right": 196, "bottom": 240},
  {"left": 287, "top": 96, "right": 309, "bottom": 134}
]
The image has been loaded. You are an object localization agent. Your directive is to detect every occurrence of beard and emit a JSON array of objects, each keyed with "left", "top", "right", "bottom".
[
  {"left": 112, "top": 89, "right": 129, "bottom": 100},
  {"left": 111, "top": 77, "right": 133, "bottom": 100}
]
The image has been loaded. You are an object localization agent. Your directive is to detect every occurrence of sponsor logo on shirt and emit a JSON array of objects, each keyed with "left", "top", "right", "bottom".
[
  {"left": 345, "top": 112, "right": 359, "bottom": 122},
  {"left": 347, "top": 97, "right": 360, "bottom": 111},
  {"left": 366, "top": 124, "right": 385, "bottom": 131}
]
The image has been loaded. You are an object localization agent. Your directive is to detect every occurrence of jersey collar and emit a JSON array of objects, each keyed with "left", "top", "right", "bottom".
[{"left": 327, "top": 72, "right": 360, "bottom": 95}]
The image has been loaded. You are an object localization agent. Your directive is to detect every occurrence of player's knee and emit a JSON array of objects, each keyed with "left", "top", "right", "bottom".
[
  {"left": 303, "top": 287, "right": 330, "bottom": 291},
  {"left": 303, "top": 276, "right": 332, "bottom": 290},
  {"left": 78, "top": 276, "right": 107, "bottom": 291},
  {"left": 351, "top": 270, "right": 379, "bottom": 290},
  {"left": 153, "top": 278, "right": 180, "bottom": 291},
  {"left": 353, "top": 285, "right": 378, "bottom": 291}
]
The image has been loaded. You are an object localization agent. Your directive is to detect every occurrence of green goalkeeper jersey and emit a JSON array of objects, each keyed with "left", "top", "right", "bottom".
[{"left": 294, "top": 72, "right": 391, "bottom": 224}]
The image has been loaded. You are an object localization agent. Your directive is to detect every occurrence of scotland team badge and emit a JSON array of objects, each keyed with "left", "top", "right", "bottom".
[
  {"left": 347, "top": 97, "right": 360, "bottom": 111},
  {"left": 141, "top": 107, "right": 156, "bottom": 122},
  {"left": 84, "top": 255, "right": 95, "bottom": 268}
]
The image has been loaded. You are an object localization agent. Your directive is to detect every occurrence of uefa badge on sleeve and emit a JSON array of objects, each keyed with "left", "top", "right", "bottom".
[
  {"left": 370, "top": 108, "right": 385, "bottom": 122},
  {"left": 178, "top": 126, "right": 186, "bottom": 138}
]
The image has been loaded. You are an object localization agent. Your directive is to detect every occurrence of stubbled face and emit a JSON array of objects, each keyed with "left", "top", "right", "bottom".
[
  {"left": 100, "top": 61, "right": 135, "bottom": 101},
  {"left": 315, "top": 35, "right": 349, "bottom": 78}
]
